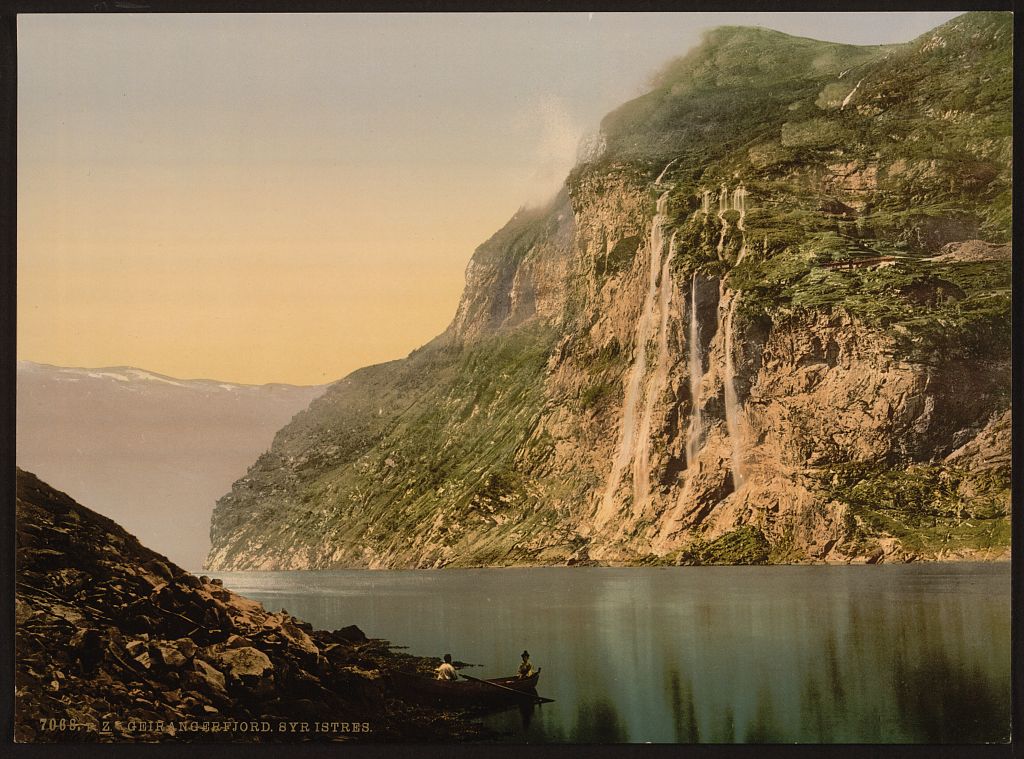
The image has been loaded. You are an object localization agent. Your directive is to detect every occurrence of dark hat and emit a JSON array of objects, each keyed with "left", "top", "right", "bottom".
[{"left": 521, "top": 650, "right": 530, "bottom": 657}]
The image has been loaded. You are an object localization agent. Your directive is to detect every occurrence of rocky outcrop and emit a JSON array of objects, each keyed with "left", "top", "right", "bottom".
[
  {"left": 444, "top": 191, "right": 576, "bottom": 344},
  {"left": 14, "top": 469, "right": 485, "bottom": 743},
  {"left": 208, "top": 13, "right": 1011, "bottom": 570},
  {"left": 929, "top": 239, "right": 1011, "bottom": 263},
  {"left": 945, "top": 409, "right": 1011, "bottom": 471}
]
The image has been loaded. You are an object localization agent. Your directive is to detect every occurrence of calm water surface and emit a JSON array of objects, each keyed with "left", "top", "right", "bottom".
[{"left": 208, "top": 564, "right": 1010, "bottom": 743}]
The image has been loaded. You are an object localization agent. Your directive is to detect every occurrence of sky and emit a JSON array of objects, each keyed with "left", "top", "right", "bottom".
[{"left": 18, "top": 11, "right": 961, "bottom": 385}]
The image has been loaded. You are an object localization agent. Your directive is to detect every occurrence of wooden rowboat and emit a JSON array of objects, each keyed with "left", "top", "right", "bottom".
[{"left": 394, "top": 669, "right": 542, "bottom": 705}]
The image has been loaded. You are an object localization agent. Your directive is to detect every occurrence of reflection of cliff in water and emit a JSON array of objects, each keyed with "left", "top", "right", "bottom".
[
  {"left": 224, "top": 565, "right": 1009, "bottom": 744},
  {"left": 571, "top": 698, "right": 627, "bottom": 743},
  {"left": 464, "top": 567, "right": 1005, "bottom": 743},
  {"left": 743, "top": 686, "right": 779, "bottom": 743},
  {"left": 796, "top": 630, "right": 847, "bottom": 742},
  {"left": 892, "top": 642, "right": 1007, "bottom": 742},
  {"left": 666, "top": 669, "right": 700, "bottom": 742}
]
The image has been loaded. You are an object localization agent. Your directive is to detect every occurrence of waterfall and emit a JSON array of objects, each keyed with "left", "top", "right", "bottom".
[
  {"left": 733, "top": 183, "right": 748, "bottom": 263},
  {"left": 731, "top": 184, "right": 748, "bottom": 228},
  {"left": 722, "top": 287, "right": 746, "bottom": 489},
  {"left": 659, "top": 274, "right": 719, "bottom": 539},
  {"left": 655, "top": 158, "right": 679, "bottom": 186},
  {"left": 684, "top": 273, "right": 704, "bottom": 468},
  {"left": 841, "top": 79, "right": 863, "bottom": 110},
  {"left": 661, "top": 277, "right": 748, "bottom": 539},
  {"left": 595, "top": 190, "right": 672, "bottom": 527},
  {"left": 701, "top": 190, "right": 712, "bottom": 215},
  {"left": 715, "top": 184, "right": 729, "bottom": 259},
  {"left": 633, "top": 231, "right": 677, "bottom": 512}
]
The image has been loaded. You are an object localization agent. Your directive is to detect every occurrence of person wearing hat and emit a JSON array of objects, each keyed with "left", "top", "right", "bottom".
[
  {"left": 435, "top": 653, "right": 458, "bottom": 681},
  {"left": 517, "top": 650, "right": 534, "bottom": 679}
]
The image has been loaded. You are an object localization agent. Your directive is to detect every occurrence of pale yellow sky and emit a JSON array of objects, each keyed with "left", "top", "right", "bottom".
[
  {"left": 18, "top": 12, "right": 960, "bottom": 385},
  {"left": 19, "top": 156, "right": 516, "bottom": 384}
]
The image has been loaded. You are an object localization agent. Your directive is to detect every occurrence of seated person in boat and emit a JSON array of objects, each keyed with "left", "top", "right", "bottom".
[
  {"left": 435, "top": 653, "right": 458, "bottom": 681},
  {"left": 517, "top": 650, "right": 533, "bottom": 679}
]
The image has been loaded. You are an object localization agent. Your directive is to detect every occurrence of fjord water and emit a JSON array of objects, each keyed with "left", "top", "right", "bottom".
[{"left": 211, "top": 564, "right": 1010, "bottom": 743}]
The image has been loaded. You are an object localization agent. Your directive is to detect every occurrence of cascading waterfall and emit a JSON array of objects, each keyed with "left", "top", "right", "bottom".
[
  {"left": 732, "top": 184, "right": 748, "bottom": 229},
  {"left": 705, "top": 181, "right": 750, "bottom": 263},
  {"left": 841, "top": 79, "right": 863, "bottom": 110},
  {"left": 722, "top": 287, "right": 747, "bottom": 489},
  {"left": 595, "top": 189, "right": 672, "bottom": 528},
  {"left": 715, "top": 183, "right": 729, "bottom": 258},
  {"left": 684, "top": 272, "right": 704, "bottom": 468},
  {"left": 663, "top": 183, "right": 752, "bottom": 535},
  {"left": 663, "top": 274, "right": 748, "bottom": 536},
  {"left": 655, "top": 158, "right": 679, "bottom": 186},
  {"left": 661, "top": 271, "right": 716, "bottom": 537},
  {"left": 733, "top": 183, "right": 749, "bottom": 263},
  {"left": 633, "top": 231, "right": 678, "bottom": 512},
  {"left": 602, "top": 179, "right": 752, "bottom": 534}
]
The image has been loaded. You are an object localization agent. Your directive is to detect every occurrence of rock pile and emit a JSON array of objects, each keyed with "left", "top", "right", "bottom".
[{"left": 14, "top": 468, "right": 484, "bottom": 742}]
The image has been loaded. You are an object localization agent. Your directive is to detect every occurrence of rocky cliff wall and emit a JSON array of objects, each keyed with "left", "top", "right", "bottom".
[{"left": 208, "top": 13, "right": 1011, "bottom": 570}]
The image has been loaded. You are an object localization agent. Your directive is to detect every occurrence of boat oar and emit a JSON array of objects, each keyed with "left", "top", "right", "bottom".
[{"left": 459, "top": 673, "right": 555, "bottom": 704}]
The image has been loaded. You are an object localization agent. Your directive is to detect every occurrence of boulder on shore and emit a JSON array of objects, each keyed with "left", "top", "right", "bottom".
[{"left": 14, "top": 468, "right": 486, "bottom": 743}]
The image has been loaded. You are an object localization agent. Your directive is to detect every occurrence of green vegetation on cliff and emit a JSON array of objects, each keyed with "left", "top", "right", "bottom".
[
  {"left": 822, "top": 459, "right": 1011, "bottom": 558},
  {"left": 676, "top": 526, "right": 771, "bottom": 566},
  {"left": 209, "top": 13, "right": 1011, "bottom": 569},
  {"left": 598, "top": 26, "right": 889, "bottom": 168},
  {"left": 656, "top": 13, "right": 1011, "bottom": 363},
  {"left": 211, "top": 324, "right": 561, "bottom": 568}
]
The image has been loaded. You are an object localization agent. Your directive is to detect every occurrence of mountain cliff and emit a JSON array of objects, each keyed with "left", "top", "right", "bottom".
[{"left": 208, "top": 13, "right": 1011, "bottom": 570}]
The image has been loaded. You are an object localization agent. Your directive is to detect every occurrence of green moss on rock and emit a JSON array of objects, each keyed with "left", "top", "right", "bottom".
[{"left": 677, "top": 527, "right": 771, "bottom": 565}]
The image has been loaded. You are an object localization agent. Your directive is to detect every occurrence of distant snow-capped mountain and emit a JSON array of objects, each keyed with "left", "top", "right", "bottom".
[{"left": 16, "top": 360, "right": 328, "bottom": 569}]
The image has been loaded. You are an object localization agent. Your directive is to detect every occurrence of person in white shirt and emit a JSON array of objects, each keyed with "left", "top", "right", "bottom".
[
  {"left": 517, "top": 650, "right": 534, "bottom": 679},
  {"left": 435, "top": 653, "right": 458, "bottom": 681}
]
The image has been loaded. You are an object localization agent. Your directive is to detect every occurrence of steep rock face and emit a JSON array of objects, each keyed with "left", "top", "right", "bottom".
[
  {"left": 445, "top": 191, "right": 576, "bottom": 342},
  {"left": 648, "top": 310, "right": 1009, "bottom": 562},
  {"left": 209, "top": 13, "right": 1011, "bottom": 569}
]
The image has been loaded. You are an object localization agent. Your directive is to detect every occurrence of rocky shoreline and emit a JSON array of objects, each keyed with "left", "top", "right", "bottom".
[{"left": 14, "top": 468, "right": 486, "bottom": 743}]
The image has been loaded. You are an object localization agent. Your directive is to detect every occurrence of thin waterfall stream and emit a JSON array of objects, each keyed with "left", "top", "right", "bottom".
[
  {"left": 633, "top": 231, "right": 678, "bottom": 513},
  {"left": 684, "top": 272, "right": 704, "bottom": 468},
  {"left": 722, "top": 287, "right": 746, "bottom": 489},
  {"left": 596, "top": 189, "right": 672, "bottom": 528}
]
